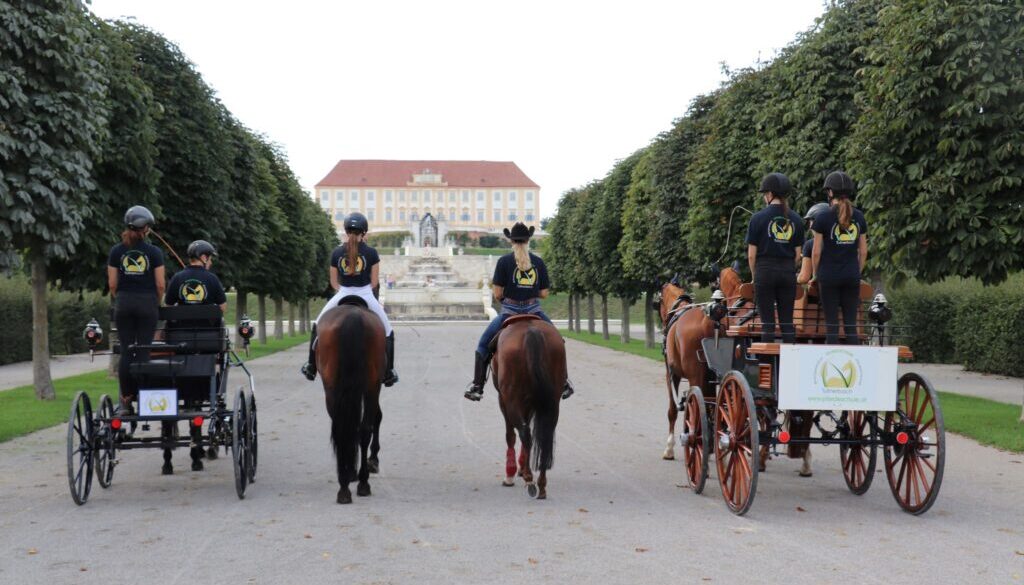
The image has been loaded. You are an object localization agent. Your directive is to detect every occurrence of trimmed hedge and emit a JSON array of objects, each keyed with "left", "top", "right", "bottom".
[
  {"left": 889, "top": 274, "right": 1024, "bottom": 377},
  {"left": 0, "top": 276, "right": 111, "bottom": 365}
]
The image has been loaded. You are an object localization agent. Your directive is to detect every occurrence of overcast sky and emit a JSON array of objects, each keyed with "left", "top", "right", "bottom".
[{"left": 89, "top": 0, "right": 827, "bottom": 220}]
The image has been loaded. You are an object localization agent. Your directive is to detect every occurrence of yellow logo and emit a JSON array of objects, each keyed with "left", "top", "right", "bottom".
[
  {"left": 180, "top": 279, "right": 207, "bottom": 304},
  {"left": 339, "top": 255, "right": 366, "bottom": 275},
  {"left": 817, "top": 351, "right": 860, "bottom": 389},
  {"left": 121, "top": 250, "right": 149, "bottom": 274},
  {"left": 147, "top": 394, "right": 169, "bottom": 413},
  {"left": 832, "top": 222, "right": 859, "bottom": 244},
  {"left": 769, "top": 217, "right": 794, "bottom": 243},
  {"left": 514, "top": 267, "right": 538, "bottom": 287}
]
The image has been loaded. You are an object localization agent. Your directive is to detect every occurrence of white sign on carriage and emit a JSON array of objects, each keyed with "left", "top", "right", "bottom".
[{"left": 778, "top": 345, "right": 898, "bottom": 411}]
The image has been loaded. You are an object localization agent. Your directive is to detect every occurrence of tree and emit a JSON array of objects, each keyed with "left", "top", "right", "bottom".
[{"left": 0, "top": 0, "right": 108, "bottom": 399}]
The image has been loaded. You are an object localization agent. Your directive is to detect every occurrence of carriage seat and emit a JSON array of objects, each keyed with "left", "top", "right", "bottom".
[
  {"left": 336, "top": 295, "right": 369, "bottom": 309},
  {"left": 128, "top": 354, "right": 217, "bottom": 378},
  {"left": 160, "top": 305, "right": 227, "bottom": 354}
]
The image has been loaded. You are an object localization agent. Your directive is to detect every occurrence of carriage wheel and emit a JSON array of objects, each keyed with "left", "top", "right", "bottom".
[
  {"left": 231, "top": 389, "right": 249, "bottom": 499},
  {"left": 246, "top": 391, "right": 258, "bottom": 483},
  {"left": 713, "top": 372, "right": 759, "bottom": 516},
  {"left": 66, "top": 392, "right": 95, "bottom": 505},
  {"left": 884, "top": 373, "right": 945, "bottom": 515},
  {"left": 95, "top": 394, "right": 117, "bottom": 489},
  {"left": 682, "top": 387, "right": 710, "bottom": 494},
  {"left": 839, "top": 411, "right": 877, "bottom": 495}
]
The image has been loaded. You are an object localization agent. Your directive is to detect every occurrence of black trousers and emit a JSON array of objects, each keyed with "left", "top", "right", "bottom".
[
  {"left": 820, "top": 279, "right": 861, "bottom": 345},
  {"left": 755, "top": 264, "right": 796, "bottom": 343},
  {"left": 114, "top": 292, "right": 159, "bottom": 400}
]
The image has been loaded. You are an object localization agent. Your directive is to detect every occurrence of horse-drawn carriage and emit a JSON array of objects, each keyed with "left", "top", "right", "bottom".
[
  {"left": 67, "top": 305, "right": 258, "bottom": 505},
  {"left": 660, "top": 269, "right": 944, "bottom": 515}
]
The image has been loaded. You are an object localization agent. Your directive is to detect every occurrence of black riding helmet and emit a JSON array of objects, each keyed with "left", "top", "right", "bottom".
[
  {"left": 124, "top": 205, "right": 155, "bottom": 230},
  {"left": 187, "top": 240, "right": 217, "bottom": 260},
  {"left": 758, "top": 172, "right": 792, "bottom": 196},
  {"left": 503, "top": 222, "right": 535, "bottom": 243},
  {"left": 823, "top": 171, "right": 856, "bottom": 198},
  {"left": 804, "top": 202, "right": 831, "bottom": 222},
  {"left": 344, "top": 212, "right": 369, "bottom": 234}
]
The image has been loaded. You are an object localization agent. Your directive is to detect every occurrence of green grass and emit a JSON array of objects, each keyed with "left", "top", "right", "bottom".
[
  {"left": 0, "top": 332, "right": 309, "bottom": 443},
  {"left": 563, "top": 328, "right": 1024, "bottom": 453},
  {"left": 459, "top": 247, "right": 505, "bottom": 256},
  {"left": 224, "top": 293, "right": 326, "bottom": 323}
]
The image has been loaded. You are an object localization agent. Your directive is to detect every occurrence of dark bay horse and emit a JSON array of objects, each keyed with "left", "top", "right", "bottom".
[
  {"left": 491, "top": 316, "right": 566, "bottom": 500},
  {"left": 316, "top": 301, "right": 386, "bottom": 504}
]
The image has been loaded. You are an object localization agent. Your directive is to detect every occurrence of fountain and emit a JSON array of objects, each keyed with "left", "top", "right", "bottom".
[{"left": 381, "top": 252, "right": 490, "bottom": 320}]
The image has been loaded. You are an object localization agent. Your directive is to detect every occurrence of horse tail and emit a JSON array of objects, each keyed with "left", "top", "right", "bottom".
[
  {"left": 329, "top": 309, "right": 366, "bottom": 483},
  {"left": 525, "top": 327, "right": 558, "bottom": 472}
]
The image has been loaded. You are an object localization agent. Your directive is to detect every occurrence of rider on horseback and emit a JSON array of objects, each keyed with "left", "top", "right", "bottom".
[
  {"left": 301, "top": 212, "right": 398, "bottom": 386},
  {"left": 464, "top": 222, "right": 574, "bottom": 402}
]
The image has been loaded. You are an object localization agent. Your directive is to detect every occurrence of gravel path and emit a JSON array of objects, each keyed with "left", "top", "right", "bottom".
[{"left": 1, "top": 322, "right": 1022, "bottom": 584}]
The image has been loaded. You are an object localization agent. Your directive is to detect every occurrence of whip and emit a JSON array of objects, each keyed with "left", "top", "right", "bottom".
[
  {"left": 713, "top": 205, "right": 755, "bottom": 266},
  {"left": 149, "top": 228, "right": 186, "bottom": 268}
]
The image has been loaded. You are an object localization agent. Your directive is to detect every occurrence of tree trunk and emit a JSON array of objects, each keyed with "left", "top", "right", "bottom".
[
  {"left": 30, "top": 255, "right": 55, "bottom": 400},
  {"left": 257, "top": 294, "right": 267, "bottom": 344},
  {"left": 299, "top": 300, "right": 308, "bottom": 334},
  {"left": 586, "top": 294, "right": 595, "bottom": 335},
  {"left": 644, "top": 289, "right": 656, "bottom": 349},
  {"left": 573, "top": 293, "right": 582, "bottom": 332},
  {"left": 288, "top": 302, "right": 296, "bottom": 336},
  {"left": 601, "top": 294, "right": 609, "bottom": 340},
  {"left": 567, "top": 294, "right": 574, "bottom": 332},
  {"left": 620, "top": 297, "right": 631, "bottom": 344},
  {"left": 273, "top": 298, "right": 284, "bottom": 340},
  {"left": 235, "top": 291, "right": 248, "bottom": 346}
]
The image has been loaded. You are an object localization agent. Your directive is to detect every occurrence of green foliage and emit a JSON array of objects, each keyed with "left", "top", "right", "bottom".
[
  {"left": 478, "top": 234, "right": 501, "bottom": 248},
  {"left": 847, "top": 0, "right": 1024, "bottom": 284},
  {"left": 588, "top": 152, "right": 642, "bottom": 300}
]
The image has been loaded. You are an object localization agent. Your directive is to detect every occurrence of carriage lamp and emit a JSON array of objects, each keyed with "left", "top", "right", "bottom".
[
  {"left": 706, "top": 289, "right": 729, "bottom": 323},
  {"left": 83, "top": 319, "right": 103, "bottom": 348},
  {"left": 238, "top": 315, "right": 255, "bottom": 340},
  {"left": 868, "top": 294, "right": 892, "bottom": 324},
  {"left": 778, "top": 431, "right": 791, "bottom": 444}
]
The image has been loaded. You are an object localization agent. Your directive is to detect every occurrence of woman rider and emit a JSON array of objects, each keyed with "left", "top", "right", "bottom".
[
  {"left": 301, "top": 212, "right": 398, "bottom": 386},
  {"left": 464, "top": 222, "right": 574, "bottom": 402},
  {"left": 745, "top": 173, "right": 805, "bottom": 343},
  {"left": 107, "top": 206, "right": 165, "bottom": 414},
  {"left": 812, "top": 171, "right": 868, "bottom": 345},
  {"left": 164, "top": 240, "right": 227, "bottom": 312},
  {"left": 797, "top": 202, "right": 830, "bottom": 285}
]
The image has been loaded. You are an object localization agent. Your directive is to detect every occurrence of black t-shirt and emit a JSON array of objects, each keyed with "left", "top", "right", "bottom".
[
  {"left": 165, "top": 265, "right": 227, "bottom": 306},
  {"left": 746, "top": 205, "right": 805, "bottom": 263},
  {"left": 813, "top": 207, "right": 868, "bottom": 282},
  {"left": 802, "top": 238, "right": 814, "bottom": 260},
  {"left": 492, "top": 253, "right": 550, "bottom": 301},
  {"left": 331, "top": 242, "right": 380, "bottom": 288},
  {"left": 108, "top": 241, "right": 164, "bottom": 294}
]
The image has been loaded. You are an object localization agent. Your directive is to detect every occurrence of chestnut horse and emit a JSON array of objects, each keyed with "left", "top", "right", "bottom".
[
  {"left": 492, "top": 316, "right": 566, "bottom": 500},
  {"left": 316, "top": 301, "right": 386, "bottom": 504}
]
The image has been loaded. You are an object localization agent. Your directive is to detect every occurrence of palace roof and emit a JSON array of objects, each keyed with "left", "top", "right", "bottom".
[{"left": 315, "top": 160, "right": 539, "bottom": 189}]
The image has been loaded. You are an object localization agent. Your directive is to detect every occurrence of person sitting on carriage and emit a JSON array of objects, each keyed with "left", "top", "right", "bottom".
[
  {"left": 464, "top": 222, "right": 574, "bottom": 402},
  {"left": 812, "top": 171, "right": 868, "bottom": 345},
  {"left": 164, "top": 240, "right": 227, "bottom": 313},
  {"left": 797, "top": 202, "right": 830, "bottom": 285},
  {"left": 301, "top": 212, "right": 398, "bottom": 386},
  {"left": 746, "top": 172, "right": 805, "bottom": 343}
]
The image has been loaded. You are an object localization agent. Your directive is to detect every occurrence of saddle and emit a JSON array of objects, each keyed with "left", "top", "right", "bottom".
[
  {"left": 336, "top": 295, "right": 368, "bottom": 309},
  {"left": 488, "top": 314, "right": 542, "bottom": 353}
]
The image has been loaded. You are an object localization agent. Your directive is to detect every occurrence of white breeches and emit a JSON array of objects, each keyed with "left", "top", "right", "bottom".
[{"left": 316, "top": 285, "right": 393, "bottom": 336}]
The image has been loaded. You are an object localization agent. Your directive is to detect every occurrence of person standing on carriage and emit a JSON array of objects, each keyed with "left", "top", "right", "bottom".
[
  {"left": 464, "top": 222, "right": 574, "bottom": 402},
  {"left": 812, "top": 171, "right": 868, "bottom": 345},
  {"left": 107, "top": 206, "right": 165, "bottom": 414},
  {"left": 301, "top": 212, "right": 398, "bottom": 386},
  {"left": 746, "top": 172, "right": 805, "bottom": 343},
  {"left": 164, "top": 240, "right": 227, "bottom": 313},
  {"left": 798, "top": 202, "right": 831, "bottom": 285}
]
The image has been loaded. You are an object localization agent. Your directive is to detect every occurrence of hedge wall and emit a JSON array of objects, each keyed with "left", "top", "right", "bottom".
[
  {"left": 0, "top": 276, "right": 111, "bottom": 365},
  {"left": 889, "top": 274, "right": 1024, "bottom": 377}
]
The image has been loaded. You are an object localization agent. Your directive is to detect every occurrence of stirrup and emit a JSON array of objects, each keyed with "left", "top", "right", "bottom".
[
  {"left": 561, "top": 381, "right": 574, "bottom": 401},
  {"left": 300, "top": 362, "right": 316, "bottom": 381},
  {"left": 464, "top": 385, "right": 484, "bottom": 401}
]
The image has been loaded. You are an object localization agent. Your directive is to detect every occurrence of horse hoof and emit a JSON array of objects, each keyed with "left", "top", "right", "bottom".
[
  {"left": 206, "top": 447, "right": 219, "bottom": 460},
  {"left": 367, "top": 458, "right": 379, "bottom": 474},
  {"left": 799, "top": 471, "right": 813, "bottom": 478},
  {"left": 537, "top": 491, "right": 547, "bottom": 500},
  {"left": 337, "top": 490, "right": 352, "bottom": 504},
  {"left": 526, "top": 483, "right": 539, "bottom": 499},
  {"left": 191, "top": 459, "right": 204, "bottom": 472},
  {"left": 357, "top": 482, "right": 371, "bottom": 497},
  {"left": 502, "top": 477, "right": 515, "bottom": 487},
  {"left": 662, "top": 453, "right": 675, "bottom": 461},
  {"left": 161, "top": 464, "right": 173, "bottom": 476}
]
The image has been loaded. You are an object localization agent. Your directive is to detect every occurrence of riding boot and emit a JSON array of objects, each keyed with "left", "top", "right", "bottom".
[
  {"left": 300, "top": 325, "right": 318, "bottom": 381},
  {"left": 464, "top": 353, "right": 491, "bottom": 401},
  {"left": 383, "top": 332, "right": 399, "bottom": 387}
]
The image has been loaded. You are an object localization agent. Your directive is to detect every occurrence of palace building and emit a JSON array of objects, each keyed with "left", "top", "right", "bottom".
[{"left": 314, "top": 160, "right": 541, "bottom": 243}]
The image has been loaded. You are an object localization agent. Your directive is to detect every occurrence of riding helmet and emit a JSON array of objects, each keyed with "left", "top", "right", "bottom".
[
  {"left": 344, "top": 212, "right": 369, "bottom": 234},
  {"left": 503, "top": 222, "right": 535, "bottom": 243},
  {"left": 187, "top": 239, "right": 217, "bottom": 260},
  {"left": 758, "top": 172, "right": 791, "bottom": 196},
  {"left": 823, "top": 171, "right": 856, "bottom": 198},
  {"left": 124, "top": 205, "right": 155, "bottom": 230},
  {"left": 804, "top": 202, "right": 831, "bottom": 222}
]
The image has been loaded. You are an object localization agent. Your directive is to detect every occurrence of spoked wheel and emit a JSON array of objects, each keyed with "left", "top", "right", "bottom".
[
  {"left": 713, "top": 372, "right": 759, "bottom": 516},
  {"left": 95, "top": 394, "right": 117, "bottom": 489},
  {"left": 839, "top": 411, "right": 877, "bottom": 495},
  {"left": 681, "top": 387, "right": 710, "bottom": 494},
  {"left": 231, "top": 388, "right": 249, "bottom": 499},
  {"left": 246, "top": 391, "right": 258, "bottom": 483},
  {"left": 66, "top": 392, "right": 95, "bottom": 505},
  {"left": 884, "top": 373, "right": 945, "bottom": 515}
]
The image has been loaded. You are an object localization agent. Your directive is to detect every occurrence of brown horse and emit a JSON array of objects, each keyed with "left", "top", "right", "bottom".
[
  {"left": 316, "top": 301, "right": 386, "bottom": 504},
  {"left": 491, "top": 316, "right": 566, "bottom": 500}
]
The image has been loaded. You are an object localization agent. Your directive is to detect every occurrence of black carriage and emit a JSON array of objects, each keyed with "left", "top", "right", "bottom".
[
  {"left": 67, "top": 305, "right": 258, "bottom": 505},
  {"left": 678, "top": 282, "right": 945, "bottom": 516}
]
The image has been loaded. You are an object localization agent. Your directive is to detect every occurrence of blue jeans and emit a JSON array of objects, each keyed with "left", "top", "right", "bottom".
[{"left": 475, "top": 301, "right": 553, "bottom": 357}]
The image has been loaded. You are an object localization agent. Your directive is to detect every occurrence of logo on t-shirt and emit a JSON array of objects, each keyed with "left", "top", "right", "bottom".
[
  {"left": 768, "top": 216, "right": 795, "bottom": 243},
  {"left": 121, "top": 250, "right": 149, "bottom": 275},
  {"left": 179, "top": 279, "right": 208, "bottom": 304},
  {"left": 339, "top": 256, "right": 366, "bottom": 275},
  {"left": 514, "top": 267, "right": 538, "bottom": 287},
  {"left": 831, "top": 222, "right": 859, "bottom": 245}
]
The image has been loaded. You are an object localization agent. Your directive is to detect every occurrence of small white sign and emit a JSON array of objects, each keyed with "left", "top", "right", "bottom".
[
  {"left": 778, "top": 345, "right": 898, "bottom": 411},
  {"left": 138, "top": 389, "right": 178, "bottom": 417}
]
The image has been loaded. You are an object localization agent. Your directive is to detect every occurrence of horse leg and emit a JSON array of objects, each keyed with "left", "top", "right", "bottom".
[
  {"left": 800, "top": 447, "right": 813, "bottom": 477},
  {"left": 190, "top": 423, "right": 204, "bottom": 471},
  {"left": 663, "top": 368, "right": 678, "bottom": 460},
  {"left": 537, "top": 468, "right": 547, "bottom": 500},
  {"left": 517, "top": 423, "right": 533, "bottom": 485},
  {"left": 503, "top": 418, "right": 517, "bottom": 487},
  {"left": 367, "top": 409, "right": 382, "bottom": 474},
  {"left": 357, "top": 395, "right": 379, "bottom": 497},
  {"left": 161, "top": 421, "right": 173, "bottom": 475}
]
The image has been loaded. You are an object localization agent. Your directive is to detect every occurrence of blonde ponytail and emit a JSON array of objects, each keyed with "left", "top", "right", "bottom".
[
  {"left": 512, "top": 241, "right": 532, "bottom": 272},
  {"left": 345, "top": 232, "right": 360, "bottom": 275},
  {"left": 836, "top": 197, "right": 853, "bottom": 230}
]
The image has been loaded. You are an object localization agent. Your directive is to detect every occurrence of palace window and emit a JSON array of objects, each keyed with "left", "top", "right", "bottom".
[
  {"left": 493, "top": 191, "right": 502, "bottom": 203},
  {"left": 385, "top": 190, "right": 393, "bottom": 202},
  {"left": 367, "top": 210, "right": 375, "bottom": 221},
  {"left": 493, "top": 210, "right": 501, "bottom": 222},
  {"left": 477, "top": 210, "right": 484, "bottom": 222},
  {"left": 385, "top": 209, "right": 393, "bottom": 222},
  {"left": 508, "top": 191, "right": 517, "bottom": 203},
  {"left": 410, "top": 190, "right": 419, "bottom": 203},
  {"left": 525, "top": 191, "right": 535, "bottom": 209},
  {"left": 476, "top": 191, "right": 484, "bottom": 203},
  {"left": 350, "top": 190, "right": 359, "bottom": 204},
  {"left": 422, "top": 190, "right": 430, "bottom": 202},
  {"left": 399, "top": 190, "right": 406, "bottom": 202},
  {"left": 399, "top": 209, "right": 407, "bottom": 222},
  {"left": 461, "top": 213, "right": 470, "bottom": 222},
  {"left": 525, "top": 213, "right": 535, "bottom": 222},
  {"left": 508, "top": 213, "right": 517, "bottom": 221},
  {"left": 462, "top": 190, "right": 470, "bottom": 203},
  {"left": 334, "top": 211, "right": 344, "bottom": 220},
  {"left": 320, "top": 191, "right": 331, "bottom": 207},
  {"left": 448, "top": 190, "right": 456, "bottom": 202},
  {"left": 366, "top": 190, "right": 375, "bottom": 202}
]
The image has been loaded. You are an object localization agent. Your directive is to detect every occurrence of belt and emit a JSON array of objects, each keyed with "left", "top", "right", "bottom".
[{"left": 502, "top": 298, "right": 539, "bottom": 306}]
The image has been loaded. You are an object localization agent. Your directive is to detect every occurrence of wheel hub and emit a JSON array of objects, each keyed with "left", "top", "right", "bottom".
[{"left": 718, "top": 434, "right": 732, "bottom": 451}]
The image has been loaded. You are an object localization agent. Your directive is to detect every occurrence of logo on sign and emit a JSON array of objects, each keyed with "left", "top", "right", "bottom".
[
  {"left": 814, "top": 349, "right": 862, "bottom": 393},
  {"left": 147, "top": 393, "right": 170, "bottom": 413}
]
